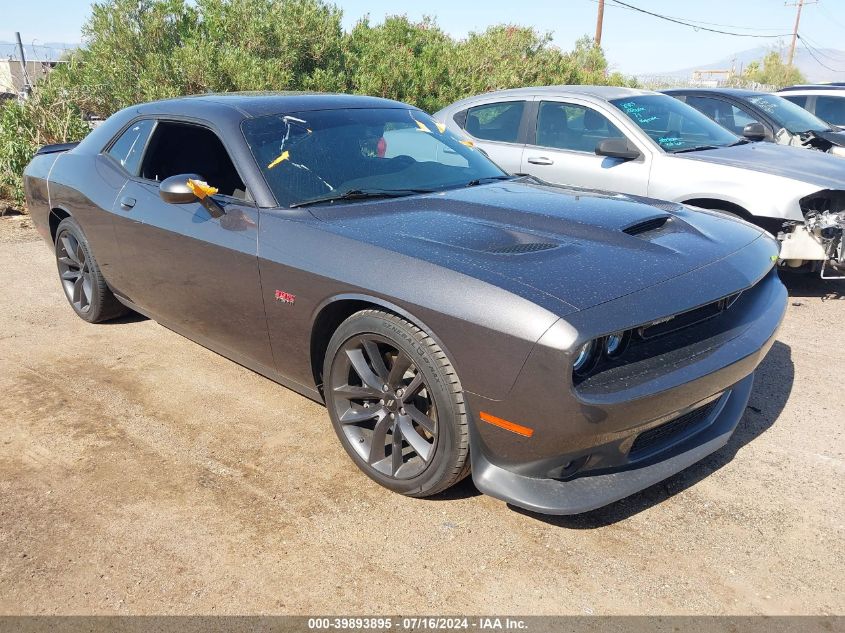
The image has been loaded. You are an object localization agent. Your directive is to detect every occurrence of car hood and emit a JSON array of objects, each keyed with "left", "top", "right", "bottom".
[
  {"left": 811, "top": 129, "right": 845, "bottom": 147},
  {"left": 673, "top": 141, "right": 845, "bottom": 188},
  {"left": 310, "top": 180, "right": 769, "bottom": 312}
]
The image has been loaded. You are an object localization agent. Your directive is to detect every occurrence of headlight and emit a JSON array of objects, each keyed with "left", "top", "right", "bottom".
[
  {"left": 572, "top": 340, "right": 597, "bottom": 374},
  {"left": 604, "top": 331, "right": 629, "bottom": 358},
  {"left": 573, "top": 331, "right": 632, "bottom": 381}
]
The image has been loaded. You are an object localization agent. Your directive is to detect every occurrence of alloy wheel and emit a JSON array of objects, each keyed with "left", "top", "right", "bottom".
[
  {"left": 330, "top": 334, "right": 438, "bottom": 479},
  {"left": 56, "top": 229, "right": 93, "bottom": 313}
]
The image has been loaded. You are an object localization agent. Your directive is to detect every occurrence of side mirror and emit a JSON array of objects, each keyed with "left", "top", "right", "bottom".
[
  {"left": 742, "top": 122, "right": 767, "bottom": 141},
  {"left": 159, "top": 173, "right": 204, "bottom": 204},
  {"left": 595, "top": 138, "right": 641, "bottom": 161}
]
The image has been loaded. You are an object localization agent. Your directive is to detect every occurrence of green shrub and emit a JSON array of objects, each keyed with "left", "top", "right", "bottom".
[{"left": 0, "top": 83, "right": 89, "bottom": 206}]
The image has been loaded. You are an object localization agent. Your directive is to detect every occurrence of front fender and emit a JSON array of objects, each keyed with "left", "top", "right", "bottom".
[{"left": 651, "top": 157, "right": 818, "bottom": 222}]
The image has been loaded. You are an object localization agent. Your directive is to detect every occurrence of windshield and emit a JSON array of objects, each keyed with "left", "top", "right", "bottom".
[
  {"left": 742, "top": 94, "right": 831, "bottom": 134},
  {"left": 242, "top": 108, "right": 506, "bottom": 207},
  {"left": 610, "top": 94, "right": 740, "bottom": 152}
]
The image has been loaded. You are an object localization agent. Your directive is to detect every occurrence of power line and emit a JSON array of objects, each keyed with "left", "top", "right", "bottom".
[
  {"left": 583, "top": 0, "right": 788, "bottom": 31},
  {"left": 817, "top": 3, "right": 845, "bottom": 30},
  {"left": 798, "top": 35, "right": 845, "bottom": 72},
  {"left": 601, "top": 0, "right": 793, "bottom": 38},
  {"left": 798, "top": 32, "right": 845, "bottom": 61}
]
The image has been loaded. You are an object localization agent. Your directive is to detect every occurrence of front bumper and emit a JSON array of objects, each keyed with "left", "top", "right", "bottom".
[
  {"left": 466, "top": 250, "right": 787, "bottom": 515},
  {"left": 470, "top": 375, "right": 752, "bottom": 515}
]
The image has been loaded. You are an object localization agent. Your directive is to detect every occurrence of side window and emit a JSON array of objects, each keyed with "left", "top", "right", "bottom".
[
  {"left": 536, "top": 101, "right": 624, "bottom": 153},
  {"left": 815, "top": 96, "right": 845, "bottom": 127},
  {"left": 106, "top": 119, "right": 155, "bottom": 176},
  {"left": 726, "top": 104, "right": 760, "bottom": 131},
  {"left": 781, "top": 95, "right": 808, "bottom": 108},
  {"left": 464, "top": 101, "right": 525, "bottom": 143},
  {"left": 139, "top": 121, "right": 247, "bottom": 200},
  {"left": 686, "top": 96, "right": 760, "bottom": 135}
]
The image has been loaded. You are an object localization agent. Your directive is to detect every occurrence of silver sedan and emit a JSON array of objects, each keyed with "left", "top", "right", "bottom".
[{"left": 434, "top": 86, "right": 845, "bottom": 279}]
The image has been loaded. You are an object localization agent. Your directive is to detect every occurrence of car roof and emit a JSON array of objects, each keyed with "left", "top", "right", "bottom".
[
  {"left": 440, "top": 85, "right": 657, "bottom": 111},
  {"left": 135, "top": 92, "right": 415, "bottom": 120},
  {"left": 779, "top": 84, "right": 845, "bottom": 92},
  {"left": 662, "top": 87, "right": 762, "bottom": 98}
]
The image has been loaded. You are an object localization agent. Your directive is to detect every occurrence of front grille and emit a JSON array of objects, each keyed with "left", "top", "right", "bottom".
[
  {"left": 629, "top": 399, "right": 720, "bottom": 458},
  {"left": 486, "top": 242, "right": 558, "bottom": 254},
  {"left": 638, "top": 291, "right": 742, "bottom": 340}
]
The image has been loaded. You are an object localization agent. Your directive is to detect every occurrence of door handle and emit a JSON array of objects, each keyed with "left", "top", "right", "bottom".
[
  {"left": 527, "top": 156, "right": 554, "bottom": 165},
  {"left": 119, "top": 196, "right": 136, "bottom": 210}
]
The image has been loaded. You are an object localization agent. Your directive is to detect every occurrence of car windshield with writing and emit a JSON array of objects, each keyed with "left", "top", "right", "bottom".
[
  {"left": 610, "top": 94, "right": 740, "bottom": 153},
  {"left": 743, "top": 94, "right": 832, "bottom": 134},
  {"left": 242, "top": 108, "right": 507, "bottom": 208}
]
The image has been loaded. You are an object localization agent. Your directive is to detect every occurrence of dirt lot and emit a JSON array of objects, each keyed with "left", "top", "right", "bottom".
[{"left": 0, "top": 215, "right": 842, "bottom": 616}]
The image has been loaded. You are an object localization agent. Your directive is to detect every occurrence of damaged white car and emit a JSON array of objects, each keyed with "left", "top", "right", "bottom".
[{"left": 435, "top": 86, "right": 845, "bottom": 278}]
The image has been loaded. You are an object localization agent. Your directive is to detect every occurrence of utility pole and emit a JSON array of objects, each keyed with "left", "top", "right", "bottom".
[
  {"left": 786, "top": 0, "right": 817, "bottom": 67},
  {"left": 595, "top": 0, "right": 605, "bottom": 47},
  {"left": 14, "top": 31, "right": 32, "bottom": 97}
]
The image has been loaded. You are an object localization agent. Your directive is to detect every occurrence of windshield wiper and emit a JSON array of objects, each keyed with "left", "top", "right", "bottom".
[
  {"left": 728, "top": 138, "right": 750, "bottom": 146},
  {"left": 289, "top": 188, "right": 433, "bottom": 208},
  {"left": 465, "top": 175, "right": 518, "bottom": 187},
  {"left": 671, "top": 145, "right": 721, "bottom": 154}
]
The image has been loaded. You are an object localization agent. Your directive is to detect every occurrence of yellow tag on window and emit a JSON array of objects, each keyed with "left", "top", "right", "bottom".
[
  {"left": 186, "top": 179, "right": 218, "bottom": 200},
  {"left": 267, "top": 150, "right": 290, "bottom": 169}
]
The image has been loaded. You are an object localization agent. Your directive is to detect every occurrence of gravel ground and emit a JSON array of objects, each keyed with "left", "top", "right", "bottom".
[{"left": 0, "top": 216, "right": 842, "bottom": 616}]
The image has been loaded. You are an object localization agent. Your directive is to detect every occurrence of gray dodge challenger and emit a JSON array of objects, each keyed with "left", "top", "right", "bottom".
[{"left": 24, "top": 93, "right": 787, "bottom": 515}]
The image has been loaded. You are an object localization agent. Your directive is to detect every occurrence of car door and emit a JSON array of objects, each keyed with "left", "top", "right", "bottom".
[
  {"left": 111, "top": 118, "right": 274, "bottom": 371},
  {"left": 454, "top": 99, "right": 530, "bottom": 173},
  {"left": 74, "top": 118, "right": 157, "bottom": 294},
  {"left": 521, "top": 99, "right": 651, "bottom": 196}
]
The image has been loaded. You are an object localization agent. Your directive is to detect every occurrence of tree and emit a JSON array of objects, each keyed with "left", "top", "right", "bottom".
[
  {"left": 344, "top": 16, "right": 456, "bottom": 113},
  {"left": 740, "top": 51, "right": 806, "bottom": 89},
  {"left": 0, "top": 81, "right": 89, "bottom": 205}
]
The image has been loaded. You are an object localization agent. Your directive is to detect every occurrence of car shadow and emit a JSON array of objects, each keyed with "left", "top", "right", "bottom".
[
  {"left": 506, "top": 340, "right": 795, "bottom": 528},
  {"left": 101, "top": 311, "right": 149, "bottom": 325},
  {"left": 426, "top": 472, "right": 484, "bottom": 502},
  {"left": 781, "top": 271, "right": 845, "bottom": 299}
]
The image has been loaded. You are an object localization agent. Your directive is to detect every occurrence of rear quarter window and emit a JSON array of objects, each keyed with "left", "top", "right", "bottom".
[
  {"left": 106, "top": 119, "right": 155, "bottom": 176},
  {"left": 463, "top": 101, "right": 526, "bottom": 143}
]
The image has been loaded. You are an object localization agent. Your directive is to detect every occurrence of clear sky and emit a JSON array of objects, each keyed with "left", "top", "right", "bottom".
[{"left": 2, "top": 0, "right": 844, "bottom": 75}]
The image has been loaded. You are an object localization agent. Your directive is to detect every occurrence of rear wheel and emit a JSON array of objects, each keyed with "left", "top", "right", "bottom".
[
  {"left": 323, "top": 309, "right": 470, "bottom": 497},
  {"left": 54, "top": 217, "right": 127, "bottom": 323}
]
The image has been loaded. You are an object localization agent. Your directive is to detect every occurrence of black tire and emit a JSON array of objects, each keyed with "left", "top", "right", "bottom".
[
  {"left": 54, "top": 216, "right": 127, "bottom": 323},
  {"left": 323, "top": 309, "right": 470, "bottom": 497}
]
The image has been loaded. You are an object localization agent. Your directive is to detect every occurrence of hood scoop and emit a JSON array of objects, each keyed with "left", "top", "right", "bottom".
[
  {"left": 486, "top": 242, "right": 559, "bottom": 255},
  {"left": 623, "top": 215, "right": 671, "bottom": 237}
]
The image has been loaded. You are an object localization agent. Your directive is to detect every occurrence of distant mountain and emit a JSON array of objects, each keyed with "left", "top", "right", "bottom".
[
  {"left": 641, "top": 45, "right": 845, "bottom": 84},
  {"left": 0, "top": 41, "right": 79, "bottom": 62}
]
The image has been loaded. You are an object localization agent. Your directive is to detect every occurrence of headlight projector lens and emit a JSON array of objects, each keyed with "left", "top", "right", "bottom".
[
  {"left": 604, "top": 331, "right": 629, "bottom": 357},
  {"left": 573, "top": 340, "right": 597, "bottom": 374}
]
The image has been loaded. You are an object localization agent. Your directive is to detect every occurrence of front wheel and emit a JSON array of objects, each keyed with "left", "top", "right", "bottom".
[
  {"left": 54, "top": 216, "right": 127, "bottom": 323},
  {"left": 323, "top": 309, "right": 470, "bottom": 497}
]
